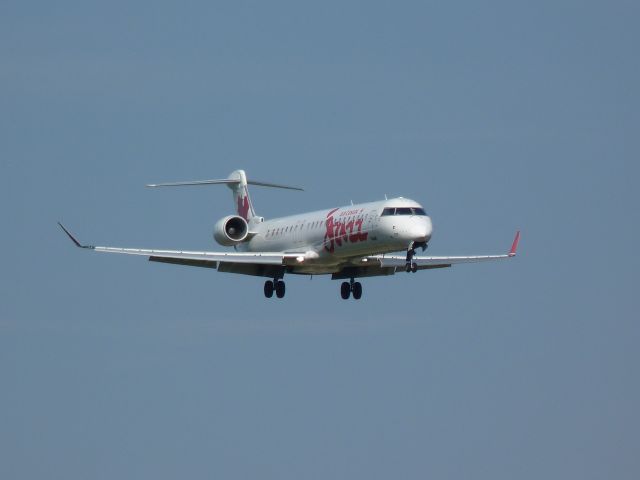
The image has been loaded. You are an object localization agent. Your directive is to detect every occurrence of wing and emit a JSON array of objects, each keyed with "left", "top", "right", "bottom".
[
  {"left": 332, "top": 231, "right": 520, "bottom": 279},
  {"left": 378, "top": 231, "right": 520, "bottom": 269},
  {"left": 58, "top": 223, "right": 301, "bottom": 277}
]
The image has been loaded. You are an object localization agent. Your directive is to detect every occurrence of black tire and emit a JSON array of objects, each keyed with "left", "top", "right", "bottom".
[
  {"left": 405, "top": 264, "right": 412, "bottom": 273},
  {"left": 340, "top": 282, "right": 351, "bottom": 299},
  {"left": 352, "top": 282, "right": 362, "bottom": 300},
  {"left": 275, "top": 280, "right": 286, "bottom": 298},
  {"left": 411, "top": 263, "right": 418, "bottom": 273},
  {"left": 264, "top": 280, "right": 274, "bottom": 298}
]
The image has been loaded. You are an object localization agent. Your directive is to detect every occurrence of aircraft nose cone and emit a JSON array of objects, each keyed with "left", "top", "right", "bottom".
[
  {"left": 412, "top": 216, "right": 432, "bottom": 243},
  {"left": 423, "top": 216, "right": 433, "bottom": 242}
]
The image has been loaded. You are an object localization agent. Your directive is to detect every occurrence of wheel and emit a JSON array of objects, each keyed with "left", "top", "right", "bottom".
[
  {"left": 411, "top": 263, "right": 418, "bottom": 273},
  {"left": 340, "top": 282, "right": 351, "bottom": 299},
  {"left": 275, "top": 280, "right": 286, "bottom": 298},
  {"left": 264, "top": 280, "right": 274, "bottom": 298},
  {"left": 405, "top": 264, "right": 412, "bottom": 273},
  {"left": 352, "top": 282, "right": 362, "bottom": 300}
]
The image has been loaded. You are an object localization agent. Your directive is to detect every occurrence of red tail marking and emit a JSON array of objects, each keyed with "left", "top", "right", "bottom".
[{"left": 237, "top": 195, "right": 250, "bottom": 220}]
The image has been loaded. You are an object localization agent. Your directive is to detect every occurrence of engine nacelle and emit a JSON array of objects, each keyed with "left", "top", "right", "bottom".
[{"left": 213, "top": 215, "right": 250, "bottom": 246}]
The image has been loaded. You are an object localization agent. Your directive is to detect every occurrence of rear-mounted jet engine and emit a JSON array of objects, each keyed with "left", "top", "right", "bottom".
[{"left": 213, "top": 215, "right": 249, "bottom": 246}]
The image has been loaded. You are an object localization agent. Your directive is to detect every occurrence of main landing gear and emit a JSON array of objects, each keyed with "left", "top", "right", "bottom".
[
  {"left": 340, "top": 278, "right": 362, "bottom": 300},
  {"left": 405, "top": 240, "right": 427, "bottom": 273},
  {"left": 264, "top": 279, "right": 286, "bottom": 299}
]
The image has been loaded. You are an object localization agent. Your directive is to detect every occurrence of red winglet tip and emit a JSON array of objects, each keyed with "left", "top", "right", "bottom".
[{"left": 509, "top": 230, "right": 521, "bottom": 256}]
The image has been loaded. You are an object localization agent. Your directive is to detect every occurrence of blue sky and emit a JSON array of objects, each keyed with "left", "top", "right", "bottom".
[{"left": 1, "top": 1, "right": 638, "bottom": 479}]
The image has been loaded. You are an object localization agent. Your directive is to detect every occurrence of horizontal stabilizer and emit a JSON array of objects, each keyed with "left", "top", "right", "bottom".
[
  {"left": 147, "top": 178, "right": 303, "bottom": 191},
  {"left": 146, "top": 179, "right": 238, "bottom": 187}
]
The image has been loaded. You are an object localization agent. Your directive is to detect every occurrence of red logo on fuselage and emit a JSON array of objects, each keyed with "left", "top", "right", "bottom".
[{"left": 324, "top": 208, "right": 368, "bottom": 253}]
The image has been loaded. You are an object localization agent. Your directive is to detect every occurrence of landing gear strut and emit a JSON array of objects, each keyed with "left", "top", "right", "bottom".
[
  {"left": 264, "top": 279, "right": 286, "bottom": 299},
  {"left": 405, "top": 240, "right": 427, "bottom": 273},
  {"left": 340, "top": 278, "right": 362, "bottom": 300}
]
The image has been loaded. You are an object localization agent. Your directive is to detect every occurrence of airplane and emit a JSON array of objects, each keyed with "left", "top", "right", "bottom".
[{"left": 59, "top": 169, "right": 520, "bottom": 300}]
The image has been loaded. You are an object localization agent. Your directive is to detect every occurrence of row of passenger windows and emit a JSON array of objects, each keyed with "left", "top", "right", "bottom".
[
  {"left": 265, "top": 214, "right": 370, "bottom": 238},
  {"left": 381, "top": 207, "right": 427, "bottom": 216},
  {"left": 266, "top": 220, "right": 325, "bottom": 237}
]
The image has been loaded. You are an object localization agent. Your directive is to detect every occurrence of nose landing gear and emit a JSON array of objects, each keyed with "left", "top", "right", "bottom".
[
  {"left": 405, "top": 240, "right": 427, "bottom": 273},
  {"left": 340, "top": 278, "right": 362, "bottom": 300}
]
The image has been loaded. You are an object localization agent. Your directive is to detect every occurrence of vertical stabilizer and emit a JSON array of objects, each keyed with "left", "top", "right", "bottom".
[{"left": 227, "top": 170, "right": 257, "bottom": 222}]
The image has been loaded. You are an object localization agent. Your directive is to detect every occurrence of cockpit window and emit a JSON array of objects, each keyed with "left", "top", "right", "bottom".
[
  {"left": 381, "top": 207, "right": 428, "bottom": 216},
  {"left": 381, "top": 208, "right": 395, "bottom": 216}
]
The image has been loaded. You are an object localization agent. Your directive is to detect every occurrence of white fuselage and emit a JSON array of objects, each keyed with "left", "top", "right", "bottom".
[{"left": 238, "top": 197, "right": 433, "bottom": 274}]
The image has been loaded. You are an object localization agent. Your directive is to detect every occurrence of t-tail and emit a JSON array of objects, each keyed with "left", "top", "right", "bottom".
[{"left": 146, "top": 169, "right": 303, "bottom": 222}]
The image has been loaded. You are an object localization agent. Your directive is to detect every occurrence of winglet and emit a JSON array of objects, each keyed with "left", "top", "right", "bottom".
[
  {"left": 58, "top": 222, "right": 94, "bottom": 249},
  {"left": 508, "top": 230, "right": 521, "bottom": 257}
]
